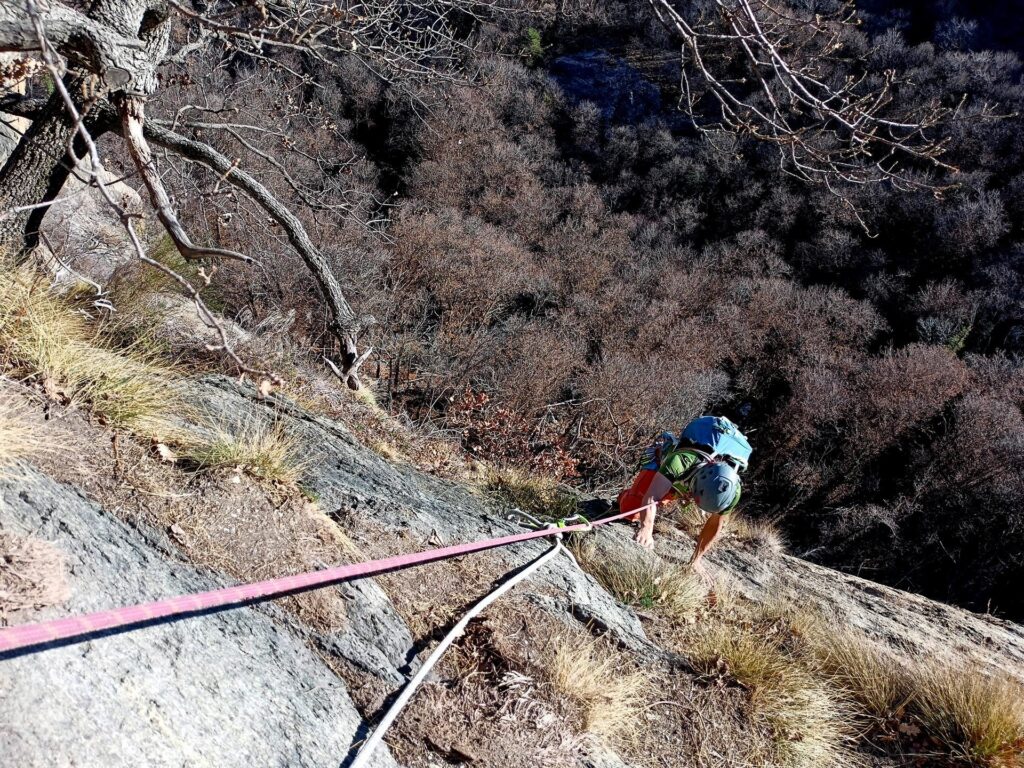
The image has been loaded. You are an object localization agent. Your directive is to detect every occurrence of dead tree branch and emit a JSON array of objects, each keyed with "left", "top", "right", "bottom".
[
  {"left": 645, "top": 0, "right": 992, "bottom": 219},
  {"left": 0, "top": 0, "right": 492, "bottom": 388},
  {"left": 118, "top": 94, "right": 255, "bottom": 264},
  {"left": 142, "top": 119, "right": 375, "bottom": 387},
  {"left": 17, "top": 0, "right": 279, "bottom": 385}
]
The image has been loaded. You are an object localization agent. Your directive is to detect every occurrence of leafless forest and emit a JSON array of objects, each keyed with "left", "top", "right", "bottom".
[{"left": 2, "top": 0, "right": 1023, "bottom": 618}]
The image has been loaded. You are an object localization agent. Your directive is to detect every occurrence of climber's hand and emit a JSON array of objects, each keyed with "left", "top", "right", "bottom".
[
  {"left": 634, "top": 523, "right": 654, "bottom": 549},
  {"left": 690, "top": 559, "right": 713, "bottom": 586}
]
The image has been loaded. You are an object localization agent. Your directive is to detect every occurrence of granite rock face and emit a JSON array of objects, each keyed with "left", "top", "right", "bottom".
[
  {"left": 0, "top": 465, "right": 397, "bottom": 768},
  {"left": 192, "top": 375, "right": 653, "bottom": 653},
  {"left": 4, "top": 374, "right": 1022, "bottom": 767}
]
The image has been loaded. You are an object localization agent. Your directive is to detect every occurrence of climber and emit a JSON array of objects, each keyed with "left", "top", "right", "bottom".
[{"left": 617, "top": 415, "right": 751, "bottom": 572}]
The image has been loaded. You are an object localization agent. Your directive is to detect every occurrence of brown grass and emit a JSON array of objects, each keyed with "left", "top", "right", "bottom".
[
  {"left": 484, "top": 465, "right": 580, "bottom": 521},
  {"left": 688, "top": 622, "right": 864, "bottom": 768},
  {"left": 803, "top": 623, "right": 911, "bottom": 720},
  {"left": 797, "top": 614, "right": 1024, "bottom": 766},
  {"left": 569, "top": 534, "right": 705, "bottom": 622},
  {"left": 655, "top": 499, "right": 706, "bottom": 537},
  {"left": 913, "top": 663, "right": 1024, "bottom": 766},
  {"left": 0, "top": 269, "right": 181, "bottom": 435},
  {"left": 730, "top": 514, "right": 787, "bottom": 554},
  {"left": 182, "top": 417, "right": 309, "bottom": 485},
  {"left": 547, "top": 632, "right": 650, "bottom": 746},
  {"left": 0, "top": 392, "right": 48, "bottom": 468}
]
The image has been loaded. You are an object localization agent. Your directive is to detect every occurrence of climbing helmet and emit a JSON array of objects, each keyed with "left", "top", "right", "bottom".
[{"left": 691, "top": 461, "right": 741, "bottom": 514}]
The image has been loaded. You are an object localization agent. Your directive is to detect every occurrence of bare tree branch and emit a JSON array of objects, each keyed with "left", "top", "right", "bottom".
[
  {"left": 118, "top": 94, "right": 256, "bottom": 264},
  {"left": 0, "top": 0, "right": 492, "bottom": 388},
  {"left": 17, "top": 0, "right": 279, "bottom": 385},
  {"left": 141, "top": 117, "right": 376, "bottom": 388},
  {"left": 644, "top": 0, "right": 995, "bottom": 219}
]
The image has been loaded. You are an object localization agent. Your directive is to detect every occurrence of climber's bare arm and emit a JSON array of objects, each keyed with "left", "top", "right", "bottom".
[
  {"left": 690, "top": 513, "right": 727, "bottom": 570},
  {"left": 634, "top": 506, "right": 656, "bottom": 549}
]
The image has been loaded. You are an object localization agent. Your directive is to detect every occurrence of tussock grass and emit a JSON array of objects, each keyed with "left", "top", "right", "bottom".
[
  {"left": 913, "top": 664, "right": 1024, "bottom": 766},
  {"left": 484, "top": 465, "right": 579, "bottom": 521},
  {"left": 569, "top": 535, "right": 705, "bottom": 622},
  {"left": 548, "top": 633, "right": 649, "bottom": 746},
  {"left": 0, "top": 269, "right": 180, "bottom": 434},
  {"left": 352, "top": 381, "right": 381, "bottom": 410},
  {"left": 689, "top": 623, "right": 863, "bottom": 768},
  {"left": 804, "top": 624, "right": 910, "bottom": 720},
  {"left": 667, "top": 501, "right": 708, "bottom": 537},
  {"left": 797, "top": 615, "right": 1024, "bottom": 766},
  {"left": 183, "top": 418, "right": 308, "bottom": 484},
  {"left": 730, "top": 514, "right": 786, "bottom": 554}
]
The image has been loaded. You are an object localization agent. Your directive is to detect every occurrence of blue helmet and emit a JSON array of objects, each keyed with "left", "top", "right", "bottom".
[{"left": 692, "top": 461, "right": 741, "bottom": 514}]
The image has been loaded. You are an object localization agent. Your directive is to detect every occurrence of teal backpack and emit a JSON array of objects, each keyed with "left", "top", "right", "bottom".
[{"left": 678, "top": 416, "right": 752, "bottom": 471}]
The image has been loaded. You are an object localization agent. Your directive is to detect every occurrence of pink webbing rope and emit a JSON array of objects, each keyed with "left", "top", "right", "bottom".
[{"left": 0, "top": 506, "right": 646, "bottom": 655}]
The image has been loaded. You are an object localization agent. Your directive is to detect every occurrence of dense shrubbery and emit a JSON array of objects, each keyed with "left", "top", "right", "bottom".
[{"left": 155, "top": 3, "right": 1024, "bottom": 618}]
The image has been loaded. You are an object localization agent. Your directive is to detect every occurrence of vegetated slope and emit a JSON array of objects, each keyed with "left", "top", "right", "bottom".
[
  {"left": 146, "top": 0, "right": 1024, "bottom": 621},
  {"left": 2, "top": 372, "right": 1022, "bottom": 767},
  {"left": 9, "top": 0, "right": 1022, "bottom": 624}
]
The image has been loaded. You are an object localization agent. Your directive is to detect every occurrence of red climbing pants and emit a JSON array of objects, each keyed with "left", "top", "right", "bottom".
[{"left": 617, "top": 469, "right": 675, "bottom": 521}]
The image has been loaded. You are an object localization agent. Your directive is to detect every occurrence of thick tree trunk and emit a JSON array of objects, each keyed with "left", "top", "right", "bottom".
[
  {"left": 0, "top": 0, "right": 164, "bottom": 258},
  {"left": 0, "top": 86, "right": 80, "bottom": 257}
]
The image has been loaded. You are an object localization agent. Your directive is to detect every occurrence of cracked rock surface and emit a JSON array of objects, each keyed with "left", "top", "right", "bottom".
[
  {"left": 4, "top": 375, "right": 1023, "bottom": 767},
  {"left": 0, "top": 464, "right": 397, "bottom": 768}
]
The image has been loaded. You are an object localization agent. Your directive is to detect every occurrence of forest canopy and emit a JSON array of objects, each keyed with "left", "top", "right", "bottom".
[{"left": 1, "top": 0, "right": 1023, "bottom": 619}]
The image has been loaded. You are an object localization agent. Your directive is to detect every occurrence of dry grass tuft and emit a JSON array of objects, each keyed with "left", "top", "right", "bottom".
[
  {"left": 0, "top": 393, "right": 48, "bottom": 468},
  {"left": 730, "top": 514, "right": 787, "bottom": 553},
  {"left": 0, "top": 531, "right": 70, "bottom": 618},
  {"left": 797, "top": 614, "right": 1024, "bottom": 766},
  {"left": 569, "top": 535, "right": 705, "bottom": 622},
  {"left": 484, "top": 465, "right": 580, "bottom": 521},
  {"left": 183, "top": 418, "right": 309, "bottom": 484},
  {"left": 369, "top": 438, "right": 401, "bottom": 462},
  {"left": 352, "top": 382, "right": 381, "bottom": 410},
  {"left": 547, "top": 633, "right": 649, "bottom": 746},
  {"left": 913, "top": 663, "right": 1024, "bottom": 767},
  {"left": 655, "top": 500, "right": 705, "bottom": 537},
  {"left": 689, "top": 623, "right": 864, "bottom": 768},
  {"left": 0, "top": 269, "right": 181, "bottom": 435},
  {"left": 804, "top": 623, "right": 911, "bottom": 720}
]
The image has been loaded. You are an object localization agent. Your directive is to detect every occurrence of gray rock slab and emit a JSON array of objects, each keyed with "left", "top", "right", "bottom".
[
  {"left": 189, "top": 376, "right": 653, "bottom": 655},
  {"left": 0, "top": 465, "right": 397, "bottom": 768}
]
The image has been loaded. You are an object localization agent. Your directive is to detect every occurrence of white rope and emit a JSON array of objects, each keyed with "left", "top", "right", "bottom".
[{"left": 349, "top": 534, "right": 568, "bottom": 768}]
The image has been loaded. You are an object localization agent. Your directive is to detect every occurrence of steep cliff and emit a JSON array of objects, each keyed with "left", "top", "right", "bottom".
[{"left": 1, "top": 375, "right": 1022, "bottom": 767}]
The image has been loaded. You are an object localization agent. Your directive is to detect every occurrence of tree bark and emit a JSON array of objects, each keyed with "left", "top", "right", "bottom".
[
  {"left": 0, "top": 1, "right": 370, "bottom": 385},
  {"left": 0, "top": 0, "right": 162, "bottom": 258},
  {"left": 0, "top": 2, "right": 158, "bottom": 87},
  {"left": 0, "top": 84, "right": 81, "bottom": 257},
  {"left": 117, "top": 94, "right": 251, "bottom": 263}
]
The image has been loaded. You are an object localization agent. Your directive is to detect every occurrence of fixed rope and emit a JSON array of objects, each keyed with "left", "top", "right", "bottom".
[
  {"left": 0, "top": 505, "right": 646, "bottom": 655},
  {"left": 350, "top": 529, "right": 573, "bottom": 768}
]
